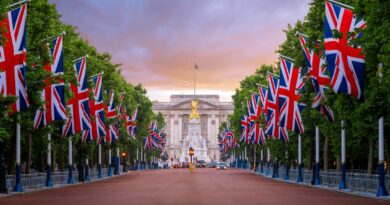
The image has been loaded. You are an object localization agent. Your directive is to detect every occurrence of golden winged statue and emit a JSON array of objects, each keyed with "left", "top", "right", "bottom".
[{"left": 189, "top": 99, "right": 200, "bottom": 120}]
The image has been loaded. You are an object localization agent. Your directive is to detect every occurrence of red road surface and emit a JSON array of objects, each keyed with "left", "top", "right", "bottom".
[{"left": 0, "top": 169, "right": 388, "bottom": 205}]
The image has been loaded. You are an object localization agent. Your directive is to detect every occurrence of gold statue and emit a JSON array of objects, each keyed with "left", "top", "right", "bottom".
[{"left": 189, "top": 99, "right": 200, "bottom": 120}]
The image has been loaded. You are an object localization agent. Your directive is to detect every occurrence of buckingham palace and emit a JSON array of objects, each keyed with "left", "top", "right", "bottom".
[{"left": 152, "top": 95, "right": 233, "bottom": 163}]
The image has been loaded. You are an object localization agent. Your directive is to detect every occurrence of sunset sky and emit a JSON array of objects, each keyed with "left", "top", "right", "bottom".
[{"left": 49, "top": 0, "right": 311, "bottom": 102}]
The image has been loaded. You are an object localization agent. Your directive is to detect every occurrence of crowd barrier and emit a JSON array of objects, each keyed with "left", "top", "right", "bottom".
[
  {"left": 5, "top": 166, "right": 118, "bottom": 192},
  {"left": 253, "top": 164, "right": 390, "bottom": 196}
]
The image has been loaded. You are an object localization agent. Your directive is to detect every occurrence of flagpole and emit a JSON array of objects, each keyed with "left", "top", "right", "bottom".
[
  {"left": 72, "top": 55, "right": 88, "bottom": 62},
  {"left": 67, "top": 137, "right": 73, "bottom": 184},
  {"left": 253, "top": 145, "right": 256, "bottom": 172},
  {"left": 314, "top": 126, "right": 321, "bottom": 185},
  {"left": 279, "top": 54, "right": 295, "bottom": 62},
  {"left": 327, "top": 0, "right": 354, "bottom": 10},
  {"left": 7, "top": 0, "right": 30, "bottom": 8},
  {"left": 85, "top": 157, "right": 90, "bottom": 181},
  {"left": 194, "top": 65, "right": 196, "bottom": 97},
  {"left": 98, "top": 143, "right": 102, "bottom": 178},
  {"left": 284, "top": 145, "right": 289, "bottom": 180},
  {"left": 377, "top": 117, "right": 388, "bottom": 196},
  {"left": 297, "top": 135, "right": 303, "bottom": 182},
  {"left": 40, "top": 31, "right": 66, "bottom": 43},
  {"left": 14, "top": 119, "right": 22, "bottom": 192},
  {"left": 136, "top": 146, "right": 139, "bottom": 170},
  {"left": 266, "top": 146, "right": 271, "bottom": 176},
  {"left": 45, "top": 133, "right": 53, "bottom": 187},
  {"left": 90, "top": 71, "right": 104, "bottom": 79},
  {"left": 108, "top": 147, "right": 112, "bottom": 176},
  {"left": 339, "top": 120, "right": 346, "bottom": 189},
  {"left": 260, "top": 147, "right": 264, "bottom": 173},
  {"left": 115, "top": 147, "right": 120, "bottom": 174}
]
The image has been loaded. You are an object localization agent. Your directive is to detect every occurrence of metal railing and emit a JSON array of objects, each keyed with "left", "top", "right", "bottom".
[
  {"left": 5, "top": 167, "right": 119, "bottom": 191},
  {"left": 255, "top": 165, "right": 390, "bottom": 196}
]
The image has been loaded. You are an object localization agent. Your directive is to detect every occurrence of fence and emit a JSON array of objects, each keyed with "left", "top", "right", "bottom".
[
  {"left": 6, "top": 166, "right": 120, "bottom": 191},
  {"left": 256, "top": 165, "right": 390, "bottom": 196}
]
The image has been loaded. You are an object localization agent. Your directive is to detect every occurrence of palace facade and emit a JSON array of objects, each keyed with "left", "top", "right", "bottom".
[{"left": 152, "top": 95, "right": 233, "bottom": 162}]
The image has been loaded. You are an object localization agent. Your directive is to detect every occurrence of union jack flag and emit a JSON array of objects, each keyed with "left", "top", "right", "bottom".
[
  {"left": 62, "top": 58, "right": 92, "bottom": 137},
  {"left": 278, "top": 57, "right": 305, "bottom": 135},
  {"left": 83, "top": 74, "right": 106, "bottom": 143},
  {"left": 129, "top": 108, "right": 138, "bottom": 138},
  {"left": 144, "top": 134, "right": 159, "bottom": 150},
  {"left": 104, "top": 92, "right": 118, "bottom": 144},
  {"left": 250, "top": 93, "right": 261, "bottom": 120},
  {"left": 249, "top": 121, "right": 265, "bottom": 145},
  {"left": 239, "top": 115, "right": 250, "bottom": 144},
  {"left": 324, "top": 0, "right": 365, "bottom": 100},
  {"left": 258, "top": 84, "right": 268, "bottom": 113},
  {"left": 265, "top": 74, "right": 289, "bottom": 142},
  {"left": 0, "top": 4, "right": 29, "bottom": 114},
  {"left": 34, "top": 35, "right": 66, "bottom": 128},
  {"left": 117, "top": 92, "right": 125, "bottom": 117},
  {"left": 298, "top": 34, "right": 334, "bottom": 122},
  {"left": 246, "top": 99, "right": 255, "bottom": 120},
  {"left": 121, "top": 106, "right": 135, "bottom": 140}
]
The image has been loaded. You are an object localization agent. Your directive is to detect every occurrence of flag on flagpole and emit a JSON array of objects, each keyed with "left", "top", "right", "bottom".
[
  {"left": 82, "top": 73, "right": 106, "bottom": 143},
  {"left": 278, "top": 57, "right": 305, "bottom": 135},
  {"left": 324, "top": 0, "right": 365, "bottom": 100},
  {"left": 298, "top": 33, "right": 334, "bottom": 122},
  {"left": 0, "top": 3, "right": 29, "bottom": 114},
  {"left": 34, "top": 35, "right": 67, "bottom": 129},
  {"left": 104, "top": 92, "right": 118, "bottom": 144},
  {"left": 62, "top": 57, "right": 92, "bottom": 137}
]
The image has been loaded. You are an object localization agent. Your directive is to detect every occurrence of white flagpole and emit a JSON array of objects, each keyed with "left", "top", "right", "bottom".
[
  {"left": 108, "top": 148, "right": 112, "bottom": 176},
  {"left": 67, "top": 137, "right": 73, "bottom": 184},
  {"left": 98, "top": 143, "right": 102, "bottom": 178},
  {"left": 266, "top": 146, "right": 271, "bottom": 176},
  {"left": 339, "top": 120, "right": 346, "bottom": 189},
  {"left": 297, "top": 134, "right": 303, "bottom": 182},
  {"left": 14, "top": 121, "right": 22, "bottom": 192},
  {"left": 45, "top": 133, "right": 53, "bottom": 187},
  {"left": 377, "top": 117, "right": 388, "bottom": 196},
  {"left": 314, "top": 126, "right": 320, "bottom": 185}
]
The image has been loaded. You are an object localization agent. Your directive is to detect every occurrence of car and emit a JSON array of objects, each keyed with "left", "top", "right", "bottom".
[
  {"left": 216, "top": 162, "right": 227, "bottom": 170},
  {"left": 196, "top": 160, "right": 206, "bottom": 168},
  {"left": 207, "top": 161, "right": 217, "bottom": 168}
]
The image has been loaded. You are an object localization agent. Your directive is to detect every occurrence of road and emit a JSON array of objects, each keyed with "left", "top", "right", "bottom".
[{"left": 0, "top": 168, "right": 388, "bottom": 205}]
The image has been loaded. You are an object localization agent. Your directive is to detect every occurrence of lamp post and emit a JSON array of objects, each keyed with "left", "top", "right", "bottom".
[
  {"left": 189, "top": 147, "right": 194, "bottom": 165},
  {"left": 122, "top": 152, "right": 127, "bottom": 172}
]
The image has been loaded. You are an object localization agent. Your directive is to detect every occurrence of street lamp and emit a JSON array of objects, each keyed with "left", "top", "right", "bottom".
[
  {"left": 121, "top": 152, "right": 127, "bottom": 172},
  {"left": 189, "top": 147, "right": 194, "bottom": 164}
]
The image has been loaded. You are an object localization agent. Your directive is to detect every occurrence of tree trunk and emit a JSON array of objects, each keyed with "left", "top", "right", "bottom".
[
  {"left": 386, "top": 132, "right": 390, "bottom": 174},
  {"left": 25, "top": 133, "right": 32, "bottom": 174},
  {"left": 7, "top": 131, "right": 16, "bottom": 174},
  {"left": 336, "top": 155, "right": 341, "bottom": 171},
  {"left": 52, "top": 147, "right": 56, "bottom": 172},
  {"left": 308, "top": 136, "right": 314, "bottom": 169},
  {"left": 323, "top": 134, "right": 329, "bottom": 171},
  {"left": 367, "top": 137, "right": 374, "bottom": 174}
]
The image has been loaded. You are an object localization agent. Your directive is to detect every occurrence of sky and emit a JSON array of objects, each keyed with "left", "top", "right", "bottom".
[{"left": 49, "top": 0, "right": 311, "bottom": 102}]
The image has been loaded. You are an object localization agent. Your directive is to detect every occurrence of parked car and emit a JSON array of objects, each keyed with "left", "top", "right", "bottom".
[
  {"left": 207, "top": 161, "right": 217, "bottom": 168},
  {"left": 196, "top": 160, "right": 206, "bottom": 168},
  {"left": 216, "top": 162, "right": 227, "bottom": 170}
]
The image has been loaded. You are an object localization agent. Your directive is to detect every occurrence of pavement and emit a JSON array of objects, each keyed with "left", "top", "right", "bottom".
[{"left": 0, "top": 168, "right": 389, "bottom": 205}]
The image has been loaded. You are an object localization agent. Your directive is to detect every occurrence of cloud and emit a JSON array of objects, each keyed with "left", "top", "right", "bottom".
[{"left": 50, "top": 0, "right": 310, "bottom": 101}]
